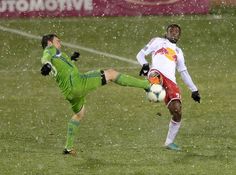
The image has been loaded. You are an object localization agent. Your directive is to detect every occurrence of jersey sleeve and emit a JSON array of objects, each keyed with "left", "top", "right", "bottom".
[
  {"left": 180, "top": 70, "right": 198, "bottom": 92},
  {"left": 141, "top": 37, "right": 160, "bottom": 55},
  {"left": 176, "top": 48, "right": 187, "bottom": 72},
  {"left": 41, "top": 46, "right": 58, "bottom": 65},
  {"left": 41, "top": 49, "right": 52, "bottom": 65}
]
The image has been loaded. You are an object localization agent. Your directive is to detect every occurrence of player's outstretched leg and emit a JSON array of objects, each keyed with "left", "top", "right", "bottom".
[{"left": 104, "top": 69, "right": 150, "bottom": 90}]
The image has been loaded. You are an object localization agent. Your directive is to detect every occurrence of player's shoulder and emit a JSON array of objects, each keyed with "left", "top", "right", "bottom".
[
  {"left": 44, "top": 46, "right": 63, "bottom": 57},
  {"left": 152, "top": 37, "right": 164, "bottom": 42},
  {"left": 148, "top": 37, "right": 163, "bottom": 45},
  {"left": 44, "top": 45, "right": 56, "bottom": 54},
  {"left": 175, "top": 46, "right": 183, "bottom": 55}
]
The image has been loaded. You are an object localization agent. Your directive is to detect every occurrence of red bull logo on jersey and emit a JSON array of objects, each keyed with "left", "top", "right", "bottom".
[{"left": 154, "top": 47, "right": 177, "bottom": 61}]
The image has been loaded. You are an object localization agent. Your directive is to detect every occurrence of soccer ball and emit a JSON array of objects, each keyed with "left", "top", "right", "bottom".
[{"left": 146, "top": 84, "right": 166, "bottom": 102}]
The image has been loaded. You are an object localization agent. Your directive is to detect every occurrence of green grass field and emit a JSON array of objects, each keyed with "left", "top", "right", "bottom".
[{"left": 0, "top": 13, "right": 236, "bottom": 175}]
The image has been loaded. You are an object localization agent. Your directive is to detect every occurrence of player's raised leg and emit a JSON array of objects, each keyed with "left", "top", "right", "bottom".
[{"left": 104, "top": 69, "right": 150, "bottom": 90}]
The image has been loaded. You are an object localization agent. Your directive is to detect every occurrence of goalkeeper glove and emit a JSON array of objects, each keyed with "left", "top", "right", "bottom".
[
  {"left": 139, "top": 63, "right": 150, "bottom": 76},
  {"left": 41, "top": 63, "right": 51, "bottom": 76},
  {"left": 191, "top": 91, "right": 201, "bottom": 103},
  {"left": 70, "top": 51, "right": 80, "bottom": 61}
]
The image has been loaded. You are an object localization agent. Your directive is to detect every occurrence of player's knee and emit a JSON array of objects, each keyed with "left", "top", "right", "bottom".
[
  {"left": 104, "top": 69, "right": 119, "bottom": 81},
  {"left": 168, "top": 100, "right": 182, "bottom": 122},
  {"left": 173, "top": 108, "right": 182, "bottom": 117},
  {"left": 171, "top": 108, "right": 181, "bottom": 122},
  {"left": 72, "top": 113, "right": 83, "bottom": 121},
  {"left": 72, "top": 106, "right": 85, "bottom": 121},
  {"left": 106, "top": 68, "right": 118, "bottom": 76}
]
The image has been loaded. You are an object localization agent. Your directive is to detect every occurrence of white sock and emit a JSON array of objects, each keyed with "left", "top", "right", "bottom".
[{"left": 164, "top": 119, "right": 181, "bottom": 146}]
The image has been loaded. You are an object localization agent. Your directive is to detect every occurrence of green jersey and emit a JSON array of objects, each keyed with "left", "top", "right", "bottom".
[
  {"left": 41, "top": 46, "right": 103, "bottom": 113},
  {"left": 41, "top": 46, "right": 79, "bottom": 97}
]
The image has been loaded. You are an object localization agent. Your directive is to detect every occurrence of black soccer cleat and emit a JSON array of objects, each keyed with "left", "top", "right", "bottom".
[{"left": 63, "top": 148, "right": 77, "bottom": 156}]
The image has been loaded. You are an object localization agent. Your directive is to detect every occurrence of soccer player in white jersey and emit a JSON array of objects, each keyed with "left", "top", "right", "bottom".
[{"left": 136, "top": 24, "right": 201, "bottom": 151}]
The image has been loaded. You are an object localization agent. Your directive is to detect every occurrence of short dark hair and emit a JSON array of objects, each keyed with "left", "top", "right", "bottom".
[
  {"left": 41, "top": 34, "right": 58, "bottom": 49},
  {"left": 166, "top": 24, "right": 181, "bottom": 33}
]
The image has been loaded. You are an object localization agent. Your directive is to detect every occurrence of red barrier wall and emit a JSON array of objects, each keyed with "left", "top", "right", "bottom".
[{"left": 0, "top": 0, "right": 209, "bottom": 18}]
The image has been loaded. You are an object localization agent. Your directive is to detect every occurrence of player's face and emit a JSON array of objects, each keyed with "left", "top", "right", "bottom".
[
  {"left": 51, "top": 37, "right": 61, "bottom": 49},
  {"left": 166, "top": 26, "right": 181, "bottom": 43}
]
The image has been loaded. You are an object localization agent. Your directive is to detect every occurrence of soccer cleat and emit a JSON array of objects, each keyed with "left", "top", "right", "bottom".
[
  {"left": 144, "top": 86, "right": 151, "bottom": 92},
  {"left": 63, "top": 148, "right": 77, "bottom": 156},
  {"left": 165, "top": 143, "right": 181, "bottom": 151},
  {"left": 149, "top": 76, "right": 161, "bottom": 85},
  {"left": 148, "top": 71, "right": 163, "bottom": 85}
]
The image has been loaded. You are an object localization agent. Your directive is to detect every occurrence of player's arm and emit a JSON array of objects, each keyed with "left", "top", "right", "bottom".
[
  {"left": 180, "top": 70, "right": 197, "bottom": 92},
  {"left": 177, "top": 49, "right": 200, "bottom": 103},
  {"left": 136, "top": 38, "right": 158, "bottom": 76},
  {"left": 41, "top": 49, "right": 53, "bottom": 76},
  {"left": 137, "top": 51, "right": 149, "bottom": 76},
  {"left": 180, "top": 70, "right": 200, "bottom": 103}
]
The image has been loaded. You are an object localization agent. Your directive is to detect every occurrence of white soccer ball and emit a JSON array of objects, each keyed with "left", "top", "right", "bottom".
[{"left": 147, "top": 84, "right": 166, "bottom": 102}]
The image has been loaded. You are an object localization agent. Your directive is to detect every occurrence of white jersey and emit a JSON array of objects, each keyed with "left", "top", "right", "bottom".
[{"left": 138, "top": 37, "right": 187, "bottom": 84}]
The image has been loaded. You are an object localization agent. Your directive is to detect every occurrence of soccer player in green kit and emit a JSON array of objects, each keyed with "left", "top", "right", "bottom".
[{"left": 40, "top": 34, "right": 150, "bottom": 156}]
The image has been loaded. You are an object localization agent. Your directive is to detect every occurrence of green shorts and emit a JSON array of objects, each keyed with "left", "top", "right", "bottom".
[{"left": 67, "top": 70, "right": 104, "bottom": 113}]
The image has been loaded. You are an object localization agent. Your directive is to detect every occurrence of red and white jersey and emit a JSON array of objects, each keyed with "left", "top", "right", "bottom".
[{"left": 139, "top": 37, "right": 187, "bottom": 84}]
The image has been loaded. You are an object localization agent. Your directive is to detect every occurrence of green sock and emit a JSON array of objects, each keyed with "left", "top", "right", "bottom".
[
  {"left": 65, "top": 119, "right": 80, "bottom": 150},
  {"left": 114, "top": 73, "right": 150, "bottom": 89}
]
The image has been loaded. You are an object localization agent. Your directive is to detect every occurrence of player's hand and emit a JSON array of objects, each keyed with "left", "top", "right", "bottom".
[
  {"left": 139, "top": 63, "right": 150, "bottom": 76},
  {"left": 71, "top": 51, "right": 80, "bottom": 61},
  {"left": 41, "top": 63, "right": 51, "bottom": 76},
  {"left": 191, "top": 91, "right": 201, "bottom": 103}
]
